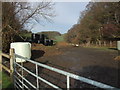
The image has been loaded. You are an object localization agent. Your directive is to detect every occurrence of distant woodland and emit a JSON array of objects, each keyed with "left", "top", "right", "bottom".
[
  {"left": 65, "top": 2, "right": 120, "bottom": 47},
  {"left": 37, "top": 31, "right": 61, "bottom": 40}
]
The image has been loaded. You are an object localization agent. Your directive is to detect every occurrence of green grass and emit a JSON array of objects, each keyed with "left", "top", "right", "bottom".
[
  {"left": 97, "top": 47, "right": 117, "bottom": 52},
  {"left": 0, "top": 72, "right": 2, "bottom": 90},
  {"left": 84, "top": 46, "right": 117, "bottom": 52},
  {"left": 55, "top": 35, "right": 65, "bottom": 42},
  {"left": 2, "top": 71, "right": 13, "bottom": 89},
  {"left": 23, "top": 33, "right": 31, "bottom": 37},
  {"left": 19, "top": 33, "right": 31, "bottom": 39}
]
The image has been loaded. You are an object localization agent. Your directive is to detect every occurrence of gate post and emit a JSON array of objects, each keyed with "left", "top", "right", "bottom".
[{"left": 10, "top": 48, "right": 15, "bottom": 82}]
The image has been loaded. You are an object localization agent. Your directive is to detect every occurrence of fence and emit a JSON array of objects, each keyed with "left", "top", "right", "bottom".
[
  {"left": 0, "top": 48, "right": 14, "bottom": 77},
  {"left": 14, "top": 53, "right": 120, "bottom": 90},
  {"left": 1, "top": 48, "right": 120, "bottom": 89}
]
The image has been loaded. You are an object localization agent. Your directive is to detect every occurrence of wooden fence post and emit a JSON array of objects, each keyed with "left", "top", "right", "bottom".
[{"left": 10, "top": 48, "right": 15, "bottom": 81}]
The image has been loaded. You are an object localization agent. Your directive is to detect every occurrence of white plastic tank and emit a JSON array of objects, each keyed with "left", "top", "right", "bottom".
[
  {"left": 10, "top": 42, "right": 31, "bottom": 62},
  {"left": 117, "top": 41, "right": 120, "bottom": 50}
]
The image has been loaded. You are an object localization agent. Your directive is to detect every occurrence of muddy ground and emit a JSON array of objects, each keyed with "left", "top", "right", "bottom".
[{"left": 16, "top": 44, "right": 120, "bottom": 89}]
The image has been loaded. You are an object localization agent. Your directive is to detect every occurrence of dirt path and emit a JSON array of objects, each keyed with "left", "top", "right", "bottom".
[
  {"left": 36, "top": 46, "right": 119, "bottom": 70},
  {"left": 24, "top": 45, "right": 120, "bottom": 88},
  {"left": 35, "top": 46, "right": 120, "bottom": 87}
]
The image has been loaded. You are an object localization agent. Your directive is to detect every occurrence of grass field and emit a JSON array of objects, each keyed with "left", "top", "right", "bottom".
[
  {"left": 21, "top": 33, "right": 31, "bottom": 38},
  {"left": 2, "top": 71, "right": 13, "bottom": 89},
  {"left": 84, "top": 46, "right": 117, "bottom": 52},
  {"left": 0, "top": 51, "right": 13, "bottom": 89},
  {"left": 0, "top": 72, "right": 2, "bottom": 89},
  {"left": 55, "top": 34, "right": 65, "bottom": 42}
]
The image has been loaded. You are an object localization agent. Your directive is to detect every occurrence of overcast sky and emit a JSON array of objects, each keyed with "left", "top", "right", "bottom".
[{"left": 31, "top": 2, "right": 88, "bottom": 34}]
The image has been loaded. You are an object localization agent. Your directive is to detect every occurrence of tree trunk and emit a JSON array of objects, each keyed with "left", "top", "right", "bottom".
[
  {"left": 98, "top": 40, "right": 101, "bottom": 47},
  {"left": 95, "top": 41, "right": 98, "bottom": 46},
  {"left": 91, "top": 41, "right": 94, "bottom": 46},
  {"left": 86, "top": 41, "right": 90, "bottom": 47},
  {"left": 110, "top": 41, "right": 112, "bottom": 47},
  {"left": 103, "top": 41, "right": 106, "bottom": 47}
]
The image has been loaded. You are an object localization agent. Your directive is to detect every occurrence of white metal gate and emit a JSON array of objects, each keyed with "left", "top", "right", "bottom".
[{"left": 13, "top": 54, "right": 120, "bottom": 90}]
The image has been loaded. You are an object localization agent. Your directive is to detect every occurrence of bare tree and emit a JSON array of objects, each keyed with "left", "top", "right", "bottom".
[
  {"left": 2, "top": 1, "right": 55, "bottom": 52},
  {"left": 15, "top": 2, "right": 55, "bottom": 27}
]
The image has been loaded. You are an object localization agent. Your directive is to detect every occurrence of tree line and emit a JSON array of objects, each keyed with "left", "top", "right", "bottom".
[
  {"left": 65, "top": 2, "right": 120, "bottom": 47},
  {"left": 2, "top": 2, "right": 55, "bottom": 52}
]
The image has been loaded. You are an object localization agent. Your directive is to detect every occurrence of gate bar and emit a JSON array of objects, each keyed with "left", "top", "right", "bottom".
[
  {"left": 15, "top": 54, "right": 120, "bottom": 90},
  {"left": 15, "top": 69, "right": 36, "bottom": 89},
  {"left": 14, "top": 75, "right": 30, "bottom": 89},
  {"left": 15, "top": 62, "right": 61, "bottom": 89},
  {"left": 67, "top": 75, "right": 70, "bottom": 89}
]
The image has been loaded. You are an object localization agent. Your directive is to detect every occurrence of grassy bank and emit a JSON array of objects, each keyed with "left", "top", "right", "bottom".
[
  {"left": 55, "top": 34, "right": 65, "bottom": 42},
  {"left": 84, "top": 46, "right": 117, "bottom": 52},
  {"left": 0, "top": 72, "right": 1, "bottom": 89},
  {"left": 2, "top": 71, "right": 13, "bottom": 89}
]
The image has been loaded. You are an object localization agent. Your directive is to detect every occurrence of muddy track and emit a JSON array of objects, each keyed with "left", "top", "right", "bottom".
[{"left": 16, "top": 45, "right": 120, "bottom": 89}]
